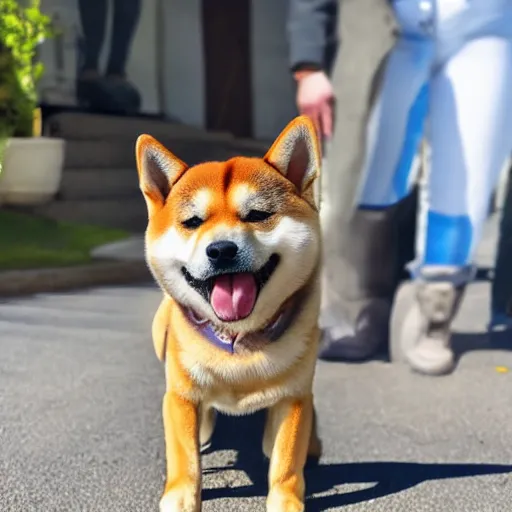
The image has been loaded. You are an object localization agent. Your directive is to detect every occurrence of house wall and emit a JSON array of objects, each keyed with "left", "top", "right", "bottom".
[
  {"left": 160, "top": 0, "right": 298, "bottom": 139},
  {"left": 39, "top": 0, "right": 297, "bottom": 139},
  {"left": 161, "top": 0, "right": 205, "bottom": 127},
  {"left": 251, "top": 0, "right": 299, "bottom": 140},
  {"left": 38, "top": 0, "right": 82, "bottom": 107}
]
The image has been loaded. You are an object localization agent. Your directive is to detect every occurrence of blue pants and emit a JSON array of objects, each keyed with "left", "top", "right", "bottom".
[{"left": 357, "top": 0, "right": 512, "bottom": 271}]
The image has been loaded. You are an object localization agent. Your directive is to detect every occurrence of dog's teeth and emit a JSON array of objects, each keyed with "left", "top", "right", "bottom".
[{"left": 213, "top": 326, "right": 233, "bottom": 345}]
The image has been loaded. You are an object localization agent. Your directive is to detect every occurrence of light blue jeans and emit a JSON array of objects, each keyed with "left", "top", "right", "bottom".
[{"left": 357, "top": 0, "right": 512, "bottom": 276}]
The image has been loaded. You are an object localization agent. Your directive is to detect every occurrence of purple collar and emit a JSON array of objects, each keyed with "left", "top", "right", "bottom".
[{"left": 183, "top": 291, "right": 304, "bottom": 354}]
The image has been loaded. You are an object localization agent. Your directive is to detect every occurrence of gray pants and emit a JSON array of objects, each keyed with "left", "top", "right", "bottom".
[{"left": 319, "top": 0, "right": 399, "bottom": 330}]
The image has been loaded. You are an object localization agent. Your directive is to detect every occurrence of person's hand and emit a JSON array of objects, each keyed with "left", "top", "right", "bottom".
[{"left": 295, "top": 70, "right": 335, "bottom": 141}]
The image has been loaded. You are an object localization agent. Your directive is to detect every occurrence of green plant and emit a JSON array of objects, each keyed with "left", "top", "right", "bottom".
[{"left": 0, "top": 0, "right": 53, "bottom": 155}]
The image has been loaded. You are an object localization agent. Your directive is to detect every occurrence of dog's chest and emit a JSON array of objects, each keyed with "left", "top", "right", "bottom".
[{"left": 203, "top": 383, "right": 287, "bottom": 415}]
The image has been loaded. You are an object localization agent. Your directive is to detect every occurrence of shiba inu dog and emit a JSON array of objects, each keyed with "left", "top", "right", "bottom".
[{"left": 136, "top": 116, "right": 323, "bottom": 512}]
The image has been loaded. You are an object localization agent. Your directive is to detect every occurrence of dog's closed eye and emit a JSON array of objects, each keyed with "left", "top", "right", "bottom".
[
  {"left": 242, "top": 210, "right": 274, "bottom": 223},
  {"left": 182, "top": 216, "right": 204, "bottom": 229}
]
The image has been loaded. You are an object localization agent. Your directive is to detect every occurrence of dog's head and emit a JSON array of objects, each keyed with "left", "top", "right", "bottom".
[{"left": 136, "top": 116, "right": 321, "bottom": 333}]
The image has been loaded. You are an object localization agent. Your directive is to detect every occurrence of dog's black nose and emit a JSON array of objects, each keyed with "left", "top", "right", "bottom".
[{"left": 206, "top": 241, "right": 238, "bottom": 263}]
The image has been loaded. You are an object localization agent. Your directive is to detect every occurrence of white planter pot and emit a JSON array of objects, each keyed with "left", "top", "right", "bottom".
[{"left": 0, "top": 137, "right": 65, "bottom": 206}]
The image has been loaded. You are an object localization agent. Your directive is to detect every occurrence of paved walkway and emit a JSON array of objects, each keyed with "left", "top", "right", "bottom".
[{"left": 1, "top": 216, "right": 511, "bottom": 511}]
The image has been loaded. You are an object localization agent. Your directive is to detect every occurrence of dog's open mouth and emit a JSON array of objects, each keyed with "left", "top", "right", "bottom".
[{"left": 181, "top": 253, "right": 280, "bottom": 322}]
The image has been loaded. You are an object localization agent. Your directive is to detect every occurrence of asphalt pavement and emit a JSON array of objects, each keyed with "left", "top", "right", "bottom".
[{"left": 1, "top": 217, "right": 512, "bottom": 511}]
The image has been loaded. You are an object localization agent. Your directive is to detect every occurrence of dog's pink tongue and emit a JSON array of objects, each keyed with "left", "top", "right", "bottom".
[{"left": 210, "top": 273, "right": 257, "bottom": 321}]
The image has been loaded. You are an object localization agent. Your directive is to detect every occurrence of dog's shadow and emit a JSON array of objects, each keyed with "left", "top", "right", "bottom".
[{"left": 201, "top": 411, "right": 511, "bottom": 510}]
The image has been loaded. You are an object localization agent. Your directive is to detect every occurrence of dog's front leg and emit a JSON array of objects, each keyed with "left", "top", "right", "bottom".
[
  {"left": 160, "top": 391, "right": 201, "bottom": 512},
  {"left": 266, "top": 395, "right": 313, "bottom": 512}
]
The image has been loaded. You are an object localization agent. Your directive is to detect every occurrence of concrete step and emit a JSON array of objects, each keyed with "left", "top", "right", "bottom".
[
  {"left": 59, "top": 168, "right": 139, "bottom": 200},
  {"left": 45, "top": 112, "right": 235, "bottom": 143},
  {"left": 64, "top": 138, "right": 266, "bottom": 169},
  {"left": 34, "top": 197, "right": 148, "bottom": 233},
  {"left": 64, "top": 140, "right": 135, "bottom": 169}
]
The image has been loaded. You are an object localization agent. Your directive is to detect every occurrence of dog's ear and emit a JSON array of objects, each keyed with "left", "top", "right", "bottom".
[
  {"left": 264, "top": 115, "right": 321, "bottom": 197},
  {"left": 136, "top": 134, "right": 188, "bottom": 214}
]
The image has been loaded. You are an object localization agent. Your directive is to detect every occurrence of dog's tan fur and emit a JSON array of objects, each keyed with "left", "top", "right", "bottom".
[{"left": 136, "top": 116, "right": 323, "bottom": 512}]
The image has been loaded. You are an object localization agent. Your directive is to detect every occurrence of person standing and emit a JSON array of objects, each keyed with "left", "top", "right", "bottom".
[
  {"left": 287, "top": 0, "right": 417, "bottom": 363},
  {"left": 77, "top": 0, "right": 142, "bottom": 115},
  {"left": 288, "top": 0, "right": 512, "bottom": 375}
]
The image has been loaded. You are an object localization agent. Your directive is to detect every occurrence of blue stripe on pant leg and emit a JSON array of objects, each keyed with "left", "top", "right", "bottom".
[
  {"left": 392, "top": 83, "right": 429, "bottom": 200},
  {"left": 359, "top": 83, "right": 429, "bottom": 210},
  {"left": 424, "top": 210, "right": 473, "bottom": 265}
]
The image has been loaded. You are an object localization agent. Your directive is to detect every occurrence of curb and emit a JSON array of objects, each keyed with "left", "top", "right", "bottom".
[{"left": 0, "top": 260, "right": 152, "bottom": 297}]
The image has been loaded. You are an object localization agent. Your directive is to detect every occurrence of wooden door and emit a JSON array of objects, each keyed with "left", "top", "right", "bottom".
[{"left": 202, "top": 0, "right": 253, "bottom": 138}]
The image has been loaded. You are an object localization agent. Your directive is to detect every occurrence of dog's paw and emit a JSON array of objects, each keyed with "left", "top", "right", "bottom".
[
  {"left": 266, "top": 488, "right": 304, "bottom": 512},
  {"left": 160, "top": 485, "right": 199, "bottom": 512}
]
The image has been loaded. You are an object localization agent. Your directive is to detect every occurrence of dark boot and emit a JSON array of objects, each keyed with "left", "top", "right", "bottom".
[
  {"left": 319, "top": 191, "right": 417, "bottom": 361},
  {"left": 76, "top": 74, "right": 141, "bottom": 115}
]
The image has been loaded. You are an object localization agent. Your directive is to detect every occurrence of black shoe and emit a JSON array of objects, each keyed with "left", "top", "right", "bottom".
[
  {"left": 76, "top": 75, "right": 141, "bottom": 115},
  {"left": 100, "top": 75, "right": 141, "bottom": 115}
]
